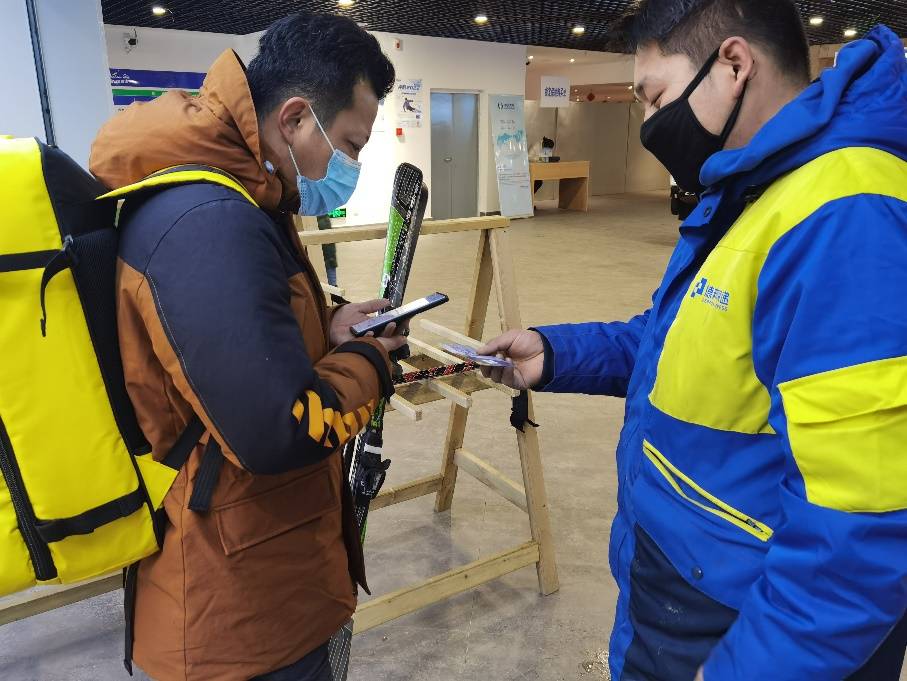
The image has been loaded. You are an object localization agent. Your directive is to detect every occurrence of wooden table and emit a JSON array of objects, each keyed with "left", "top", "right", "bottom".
[{"left": 530, "top": 160, "right": 590, "bottom": 212}]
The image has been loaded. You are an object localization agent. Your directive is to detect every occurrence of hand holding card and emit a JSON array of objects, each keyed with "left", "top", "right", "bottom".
[{"left": 441, "top": 343, "right": 514, "bottom": 368}]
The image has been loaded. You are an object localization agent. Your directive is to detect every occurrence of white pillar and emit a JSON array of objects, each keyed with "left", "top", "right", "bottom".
[{"left": 0, "top": 0, "right": 113, "bottom": 169}]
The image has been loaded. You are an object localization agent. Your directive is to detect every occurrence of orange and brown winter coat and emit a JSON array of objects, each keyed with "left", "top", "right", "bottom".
[{"left": 90, "top": 50, "right": 392, "bottom": 681}]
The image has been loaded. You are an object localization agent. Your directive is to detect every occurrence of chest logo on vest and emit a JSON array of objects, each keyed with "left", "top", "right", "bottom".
[{"left": 690, "top": 277, "right": 730, "bottom": 312}]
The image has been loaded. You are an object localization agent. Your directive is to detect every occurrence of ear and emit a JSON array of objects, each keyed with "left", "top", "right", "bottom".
[
  {"left": 718, "top": 36, "right": 756, "bottom": 98},
  {"left": 275, "top": 97, "right": 312, "bottom": 144}
]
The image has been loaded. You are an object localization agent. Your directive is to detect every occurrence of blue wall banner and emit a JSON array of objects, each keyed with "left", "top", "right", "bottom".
[
  {"left": 110, "top": 68, "right": 206, "bottom": 110},
  {"left": 489, "top": 95, "right": 533, "bottom": 218}
]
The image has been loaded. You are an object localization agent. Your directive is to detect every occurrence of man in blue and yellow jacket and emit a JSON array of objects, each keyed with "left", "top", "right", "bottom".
[{"left": 479, "top": 1, "right": 907, "bottom": 678}]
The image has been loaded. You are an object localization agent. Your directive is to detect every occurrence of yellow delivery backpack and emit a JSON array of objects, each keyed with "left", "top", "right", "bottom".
[{"left": 0, "top": 137, "right": 255, "bottom": 597}]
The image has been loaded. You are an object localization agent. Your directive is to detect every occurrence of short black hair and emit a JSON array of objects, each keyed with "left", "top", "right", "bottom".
[
  {"left": 611, "top": 0, "right": 810, "bottom": 85},
  {"left": 247, "top": 12, "right": 395, "bottom": 126}
]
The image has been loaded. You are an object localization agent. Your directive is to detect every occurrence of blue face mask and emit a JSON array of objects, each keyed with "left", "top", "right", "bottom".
[{"left": 289, "top": 108, "right": 362, "bottom": 216}]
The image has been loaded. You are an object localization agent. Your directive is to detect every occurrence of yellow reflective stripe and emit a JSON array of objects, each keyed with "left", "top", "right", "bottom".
[
  {"left": 650, "top": 147, "right": 907, "bottom": 436},
  {"left": 292, "top": 399, "right": 305, "bottom": 423},
  {"left": 325, "top": 408, "right": 349, "bottom": 443},
  {"left": 643, "top": 440, "right": 774, "bottom": 541},
  {"left": 98, "top": 169, "right": 258, "bottom": 207},
  {"left": 723, "top": 147, "right": 907, "bottom": 254},
  {"left": 779, "top": 355, "right": 907, "bottom": 512},
  {"left": 357, "top": 406, "right": 371, "bottom": 426},
  {"left": 342, "top": 412, "right": 359, "bottom": 435},
  {"left": 306, "top": 391, "right": 324, "bottom": 442}
]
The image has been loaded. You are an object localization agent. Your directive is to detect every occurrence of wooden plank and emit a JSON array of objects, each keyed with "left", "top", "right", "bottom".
[
  {"left": 434, "top": 228, "right": 497, "bottom": 513},
  {"left": 389, "top": 394, "right": 422, "bottom": 421},
  {"left": 398, "top": 359, "right": 473, "bottom": 408},
  {"left": 419, "top": 320, "right": 483, "bottom": 350},
  {"left": 297, "top": 215, "right": 509, "bottom": 247},
  {"left": 488, "top": 228, "right": 560, "bottom": 596},
  {"left": 320, "top": 282, "right": 345, "bottom": 298},
  {"left": 371, "top": 473, "right": 443, "bottom": 511},
  {"left": 0, "top": 574, "right": 121, "bottom": 626},
  {"left": 353, "top": 541, "right": 540, "bottom": 633},
  {"left": 454, "top": 448, "right": 527, "bottom": 513},
  {"left": 408, "top": 337, "right": 517, "bottom": 399},
  {"left": 425, "top": 380, "right": 472, "bottom": 409},
  {"left": 394, "top": 370, "right": 490, "bottom": 406}
]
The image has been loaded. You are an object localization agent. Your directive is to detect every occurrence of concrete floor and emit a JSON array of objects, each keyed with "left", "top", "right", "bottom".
[{"left": 3, "top": 193, "right": 899, "bottom": 680}]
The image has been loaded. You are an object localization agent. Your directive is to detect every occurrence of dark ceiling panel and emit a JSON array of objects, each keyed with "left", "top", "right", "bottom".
[{"left": 101, "top": 1, "right": 906, "bottom": 50}]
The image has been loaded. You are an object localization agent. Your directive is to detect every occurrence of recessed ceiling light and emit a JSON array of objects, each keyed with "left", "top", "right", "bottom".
[
  {"left": 809, "top": 16, "right": 824, "bottom": 26},
  {"left": 569, "top": 58, "right": 576, "bottom": 63},
  {"left": 337, "top": 0, "right": 354, "bottom": 6},
  {"left": 474, "top": 14, "right": 489, "bottom": 25},
  {"left": 844, "top": 28, "right": 858, "bottom": 37},
  {"left": 572, "top": 26, "right": 586, "bottom": 36},
  {"left": 152, "top": 5, "right": 167, "bottom": 15},
  {"left": 627, "top": 85, "right": 633, "bottom": 90},
  {"left": 528, "top": 55, "right": 534, "bottom": 60}
]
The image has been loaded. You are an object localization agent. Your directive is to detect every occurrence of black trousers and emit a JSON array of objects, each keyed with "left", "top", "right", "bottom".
[
  {"left": 251, "top": 642, "right": 333, "bottom": 681},
  {"left": 622, "top": 526, "right": 907, "bottom": 680}
]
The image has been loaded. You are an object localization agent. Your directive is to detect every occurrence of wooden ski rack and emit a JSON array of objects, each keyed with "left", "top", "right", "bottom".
[{"left": 0, "top": 215, "right": 559, "bottom": 634}]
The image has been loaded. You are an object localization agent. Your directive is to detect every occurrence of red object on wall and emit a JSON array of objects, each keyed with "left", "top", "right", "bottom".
[{"left": 396, "top": 127, "right": 404, "bottom": 137}]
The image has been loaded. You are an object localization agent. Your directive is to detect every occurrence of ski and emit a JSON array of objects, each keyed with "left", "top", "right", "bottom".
[
  {"left": 345, "top": 162, "right": 428, "bottom": 539},
  {"left": 329, "top": 163, "right": 428, "bottom": 680}
]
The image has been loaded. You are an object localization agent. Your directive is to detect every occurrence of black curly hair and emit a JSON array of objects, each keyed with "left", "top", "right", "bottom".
[
  {"left": 611, "top": 0, "right": 810, "bottom": 85},
  {"left": 246, "top": 12, "right": 395, "bottom": 126}
]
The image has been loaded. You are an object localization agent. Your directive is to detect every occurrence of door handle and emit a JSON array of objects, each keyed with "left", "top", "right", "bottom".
[{"left": 444, "top": 157, "right": 452, "bottom": 162}]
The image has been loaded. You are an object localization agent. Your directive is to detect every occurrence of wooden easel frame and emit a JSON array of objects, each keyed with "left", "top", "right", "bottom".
[{"left": 0, "top": 215, "right": 558, "bottom": 634}]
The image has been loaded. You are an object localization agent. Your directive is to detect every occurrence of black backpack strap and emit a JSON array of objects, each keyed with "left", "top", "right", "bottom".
[
  {"left": 123, "top": 562, "right": 139, "bottom": 675},
  {"left": 161, "top": 415, "right": 205, "bottom": 470},
  {"left": 124, "top": 415, "right": 208, "bottom": 674},
  {"left": 187, "top": 438, "right": 224, "bottom": 513},
  {"left": 510, "top": 391, "right": 539, "bottom": 433}
]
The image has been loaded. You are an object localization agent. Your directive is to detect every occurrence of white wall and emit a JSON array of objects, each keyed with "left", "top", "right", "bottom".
[
  {"left": 2, "top": 0, "right": 112, "bottom": 169},
  {"left": 105, "top": 25, "right": 526, "bottom": 224},
  {"left": 39, "top": 1, "right": 113, "bottom": 169},
  {"left": 525, "top": 100, "right": 668, "bottom": 197},
  {"left": 525, "top": 55, "right": 633, "bottom": 99},
  {"left": 0, "top": 0, "right": 44, "bottom": 140},
  {"left": 105, "top": 24, "right": 238, "bottom": 72}
]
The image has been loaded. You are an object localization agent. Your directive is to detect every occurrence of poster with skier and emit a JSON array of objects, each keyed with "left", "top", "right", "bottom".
[{"left": 395, "top": 78, "right": 424, "bottom": 128}]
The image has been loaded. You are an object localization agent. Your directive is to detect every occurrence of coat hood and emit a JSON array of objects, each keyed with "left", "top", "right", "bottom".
[
  {"left": 90, "top": 50, "right": 285, "bottom": 211},
  {"left": 701, "top": 24, "right": 907, "bottom": 190}
]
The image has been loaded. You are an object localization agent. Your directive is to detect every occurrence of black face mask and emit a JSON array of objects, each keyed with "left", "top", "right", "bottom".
[{"left": 640, "top": 49, "right": 747, "bottom": 195}]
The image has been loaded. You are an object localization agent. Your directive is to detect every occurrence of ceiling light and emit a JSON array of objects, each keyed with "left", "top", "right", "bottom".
[
  {"left": 569, "top": 58, "right": 576, "bottom": 63},
  {"left": 844, "top": 28, "right": 858, "bottom": 37},
  {"left": 809, "top": 16, "right": 824, "bottom": 26},
  {"left": 627, "top": 85, "right": 633, "bottom": 90},
  {"left": 572, "top": 26, "right": 586, "bottom": 36},
  {"left": 528, "top": 55, "right": 534, "bottom": 60},
  {"left": 474, "top": 14, "right": 489, "bottom": 25},
  {"left": 152, "top": 5, "right": 167, "bottom": 15},
  {"left": 337, "top": 0, "right": 354, "bottom": 6}
]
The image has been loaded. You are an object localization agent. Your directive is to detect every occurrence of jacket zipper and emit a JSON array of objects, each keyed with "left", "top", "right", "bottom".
[
  {"left": 642, "top": 439, "right": 773, "bottom": 542},
  {"left": 0, "top": 415, "right": 56, "bottom": 580}
]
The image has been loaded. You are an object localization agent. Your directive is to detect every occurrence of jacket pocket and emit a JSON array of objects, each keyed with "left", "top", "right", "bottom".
[
  {"left": 214, "top": 466, "right": 339, "bottom": 556},
  {"left": 642, "top": 439, "right": 773, "bottom": 542}
]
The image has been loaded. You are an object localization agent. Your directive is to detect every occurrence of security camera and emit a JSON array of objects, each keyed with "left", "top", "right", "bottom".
[{"left": 123, "top": 29, "right": 138, "bottom": 52}]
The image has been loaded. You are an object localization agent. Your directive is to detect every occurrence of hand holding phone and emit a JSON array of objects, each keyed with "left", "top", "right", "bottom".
[{"left": 350, "top": 293, "right": 449, "bottom": 338}]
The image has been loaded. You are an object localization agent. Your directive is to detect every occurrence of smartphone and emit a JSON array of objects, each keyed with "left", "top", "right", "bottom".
[{"left": 351, "top": 292, "right": 449, "bottom": 338}]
